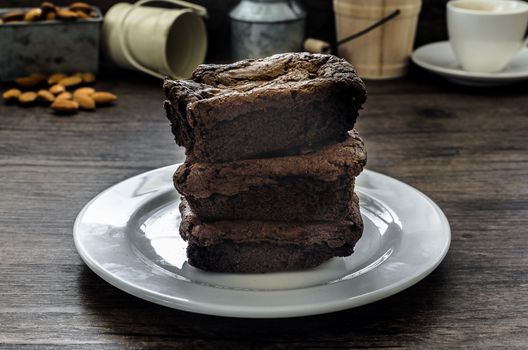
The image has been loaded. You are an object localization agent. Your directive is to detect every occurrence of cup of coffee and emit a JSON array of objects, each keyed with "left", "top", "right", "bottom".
[{"left": 447, "top": 0, "right": 528, "bottom": 73}]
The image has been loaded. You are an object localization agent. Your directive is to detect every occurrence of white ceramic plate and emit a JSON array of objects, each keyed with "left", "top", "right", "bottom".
[
  {"left": 74, "top": 164, "right": 450, "bottom": 318},
  {"left": 412, "top": 41, "right": 528, "bottom": 86}
]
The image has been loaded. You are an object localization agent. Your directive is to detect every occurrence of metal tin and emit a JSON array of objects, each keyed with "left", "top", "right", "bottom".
[
  {"left": 0, "top": 7, "right": 102, "bottom": 81},
  {"left": 230, "top": 0, "right": 306, "bottom": 60}
]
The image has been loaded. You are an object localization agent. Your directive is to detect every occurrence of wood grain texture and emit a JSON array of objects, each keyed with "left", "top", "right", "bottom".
[{"left": 1, "top": 66, "right": 528, "bottom": 349}]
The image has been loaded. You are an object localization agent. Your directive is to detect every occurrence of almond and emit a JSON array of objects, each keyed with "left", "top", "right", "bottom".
[
  {"left": 58, "top": 75, "right": 82, "bottom": 88},
  {"left": 91, "top": 92, "right": 117, "bottom": 105},
  {"left": 37, "top": 89, "right": 55, "bottom": 104},
  {"left": 49, "top": 84, "right": 65, "bottom": 95},
  {"left": 81, "top": 72, "right": 96, "bottom": 84},
  {"left": 73, "top": 87, "right": 95, "bottom": 98},
  {"left": 57, "top": 8, "right": 78, "bottom": 19},
  {"left": 2, "top": 11, "right": 25, "bottom": 23},
  {"left": 76, "top": 10, "right": 90, "bottom": 19},
  {"left": 46, "top": 11, "right": 56, "bottom": 20},
  {"left": 15, "top": 73, "right": 46, "bottom": 88},
  {"left": 56, "top": 92, "right": 73, "bottom": 100},
  {"left": 47, "top": 73, "right": 66, "bottom": 85},
  {"left": 40, "top": 2, "right": 56, "bottom": 13},
  {"left": 69, "top": 2, "right": 93, "bottom": 13},
  {"left": 74, "top": 94, "right": 95, "bottom": 110},
  {"left": 2, "top": 88, "right": 22, "bottom": 103},
  {"left": 51, "top": 99, "right": 78, "bottom": 114},
  {"left": 18, "top": 92, "right": 38, "bottom": 105},
  {"left": 24, "top": 8, "right": 42, "bottom": 21}
]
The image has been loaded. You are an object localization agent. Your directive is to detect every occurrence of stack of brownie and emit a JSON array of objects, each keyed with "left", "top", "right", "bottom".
[{"left": 163, "top": 53, "right": 367, "bottom": 273}]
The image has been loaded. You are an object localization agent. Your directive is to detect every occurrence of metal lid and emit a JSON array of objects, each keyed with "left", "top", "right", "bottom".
[{"left": 230, "top": 0, "right": 306, "bottom": 23}]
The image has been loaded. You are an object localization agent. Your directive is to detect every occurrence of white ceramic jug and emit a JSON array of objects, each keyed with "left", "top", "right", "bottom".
[{"left": 103, "top": 0, "right": 207, "bottom": 79}]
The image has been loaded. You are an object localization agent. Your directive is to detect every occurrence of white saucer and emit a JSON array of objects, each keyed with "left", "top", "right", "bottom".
[
  {"left": 74, "top": 164, "right": 450, "bottom": 318},
  {"left": 412, "top": 41, "right": 528, "bottom": 86}
]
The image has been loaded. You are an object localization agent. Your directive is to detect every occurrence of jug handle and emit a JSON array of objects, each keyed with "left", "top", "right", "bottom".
[
  {"left": 304, "top": 9, "right": 401, "bottom": 54},
  {"left": 118, "top": 0, "right": 208, "bottom": 80},
  {"left": 143, "top": 0, "right": 208, "bottom": 18}
]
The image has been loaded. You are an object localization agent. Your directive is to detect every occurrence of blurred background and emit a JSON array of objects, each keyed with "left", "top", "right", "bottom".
[{"left": 3, "top": 0, "right": 448, "bottom": 62}]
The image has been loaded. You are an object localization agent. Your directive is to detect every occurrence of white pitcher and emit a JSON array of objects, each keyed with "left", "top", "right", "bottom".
[{"left": 103, "top": 0, "right": 207, "bottom": 79}]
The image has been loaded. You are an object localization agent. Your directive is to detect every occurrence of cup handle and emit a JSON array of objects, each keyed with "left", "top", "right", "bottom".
[{"left": 118, "top": 0, "right": 208, "bottom": 80}]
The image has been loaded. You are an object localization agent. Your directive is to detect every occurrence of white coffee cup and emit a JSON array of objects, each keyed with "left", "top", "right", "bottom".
[{"left": 447, "top": 0, "right": 528, "bottom": 73}]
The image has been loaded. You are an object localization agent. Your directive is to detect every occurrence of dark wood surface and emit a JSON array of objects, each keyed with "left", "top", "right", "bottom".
[{"left": 1, "top": 66, "right": 527, "bottom": 349}]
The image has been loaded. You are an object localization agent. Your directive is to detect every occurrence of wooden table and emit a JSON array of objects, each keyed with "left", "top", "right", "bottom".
[{"left": 1, "top": 67, "right": 527, "bottom": 349}]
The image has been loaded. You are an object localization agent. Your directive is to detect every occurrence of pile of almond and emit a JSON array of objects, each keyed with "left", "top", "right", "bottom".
[
  {"left": 2, "top": 72, "right": 117, "bottom": 115},
  {"left": 0, "top": 2, "right": 97, "bottom": 24}
]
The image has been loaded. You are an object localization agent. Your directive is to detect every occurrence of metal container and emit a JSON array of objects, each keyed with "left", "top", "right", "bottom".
[
  {"left": 230, "top": 0, "right": 306, "bottom": 60},
  {"left": 103, "top": 0, "right": 207, "bottom": 79},
  {"left": 0, "top": 7, "right": 102, "bottom": 81}
]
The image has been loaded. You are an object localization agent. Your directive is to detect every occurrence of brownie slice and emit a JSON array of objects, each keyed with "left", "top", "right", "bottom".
[
  {"left": 164, "top": 52, "right": 367, "bottom": 163},
  {"left": 180, "top": 199, "right": 363, "bottom": 273},
  {"left": 174, "top": 130, "right": 366, "bottom": 222}
]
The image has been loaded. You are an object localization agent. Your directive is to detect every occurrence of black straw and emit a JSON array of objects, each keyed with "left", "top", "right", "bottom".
[{"left": 334, "top": 9, "right": 401, "bottom": 52}]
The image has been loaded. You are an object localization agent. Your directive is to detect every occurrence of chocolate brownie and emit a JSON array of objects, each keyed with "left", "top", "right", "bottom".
[
  {"left": 180, "top": 199, "right": 363, "bottom": 273},
  {"left": 164, "top": 52, "right": 367, "bottom": 163},
  {"left": 174, "top": 130, "right": 366, "bottom": 222}
]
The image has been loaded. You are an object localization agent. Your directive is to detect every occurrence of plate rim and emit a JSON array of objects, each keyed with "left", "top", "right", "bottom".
[
  {"left": 411, "top": 41, "right": 528, "bottom": 81},
  {"left": 73, "top": 165, "right": 451, "bottom": 318}
]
